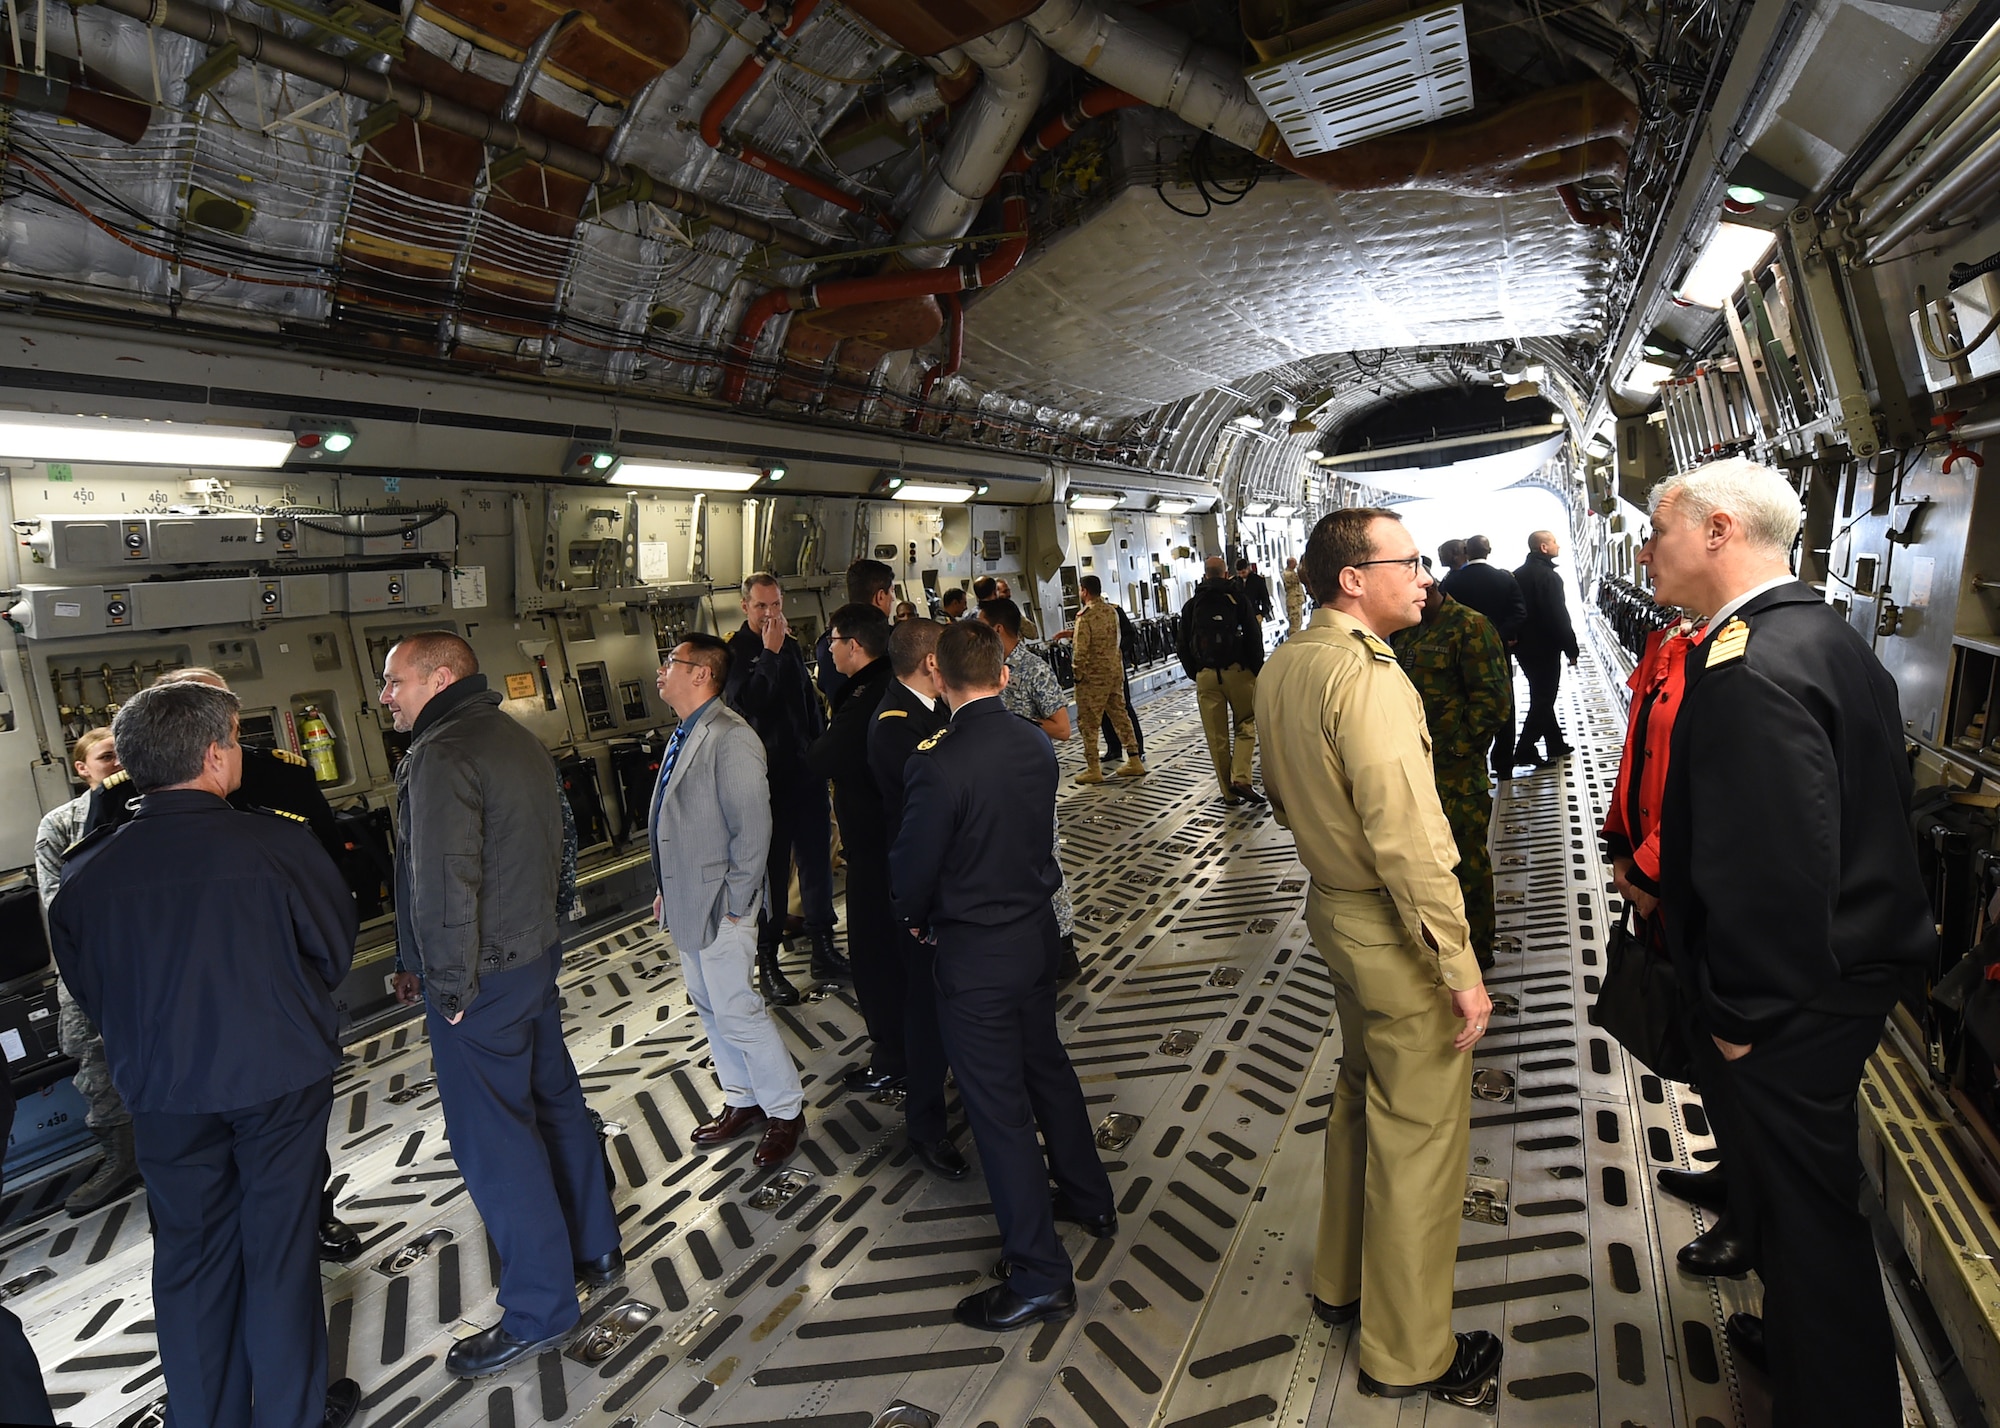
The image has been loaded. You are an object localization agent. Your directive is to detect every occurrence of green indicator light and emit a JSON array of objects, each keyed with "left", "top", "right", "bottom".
[{"left": 1726, "top": 185, "right": 1766, "bottom": 205}]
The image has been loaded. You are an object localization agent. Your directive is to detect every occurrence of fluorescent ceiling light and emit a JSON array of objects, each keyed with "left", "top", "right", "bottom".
[
  {"left": 1243, "top": 501, "right": 1274, "bottom": 516},
  {"left": 610, "top": 459, "right": 763, "bottom": 491},
  {"left": 892, "top": 481, "right": 978, "bottom": 503},
  {"left": 1153, "top": 498, "right": 1196, "bottom": 515},
  {"left": 0, "top": 412, "right": 295, "bottom": 468},
  {"left": 1068, "top": 493, "right": 1123, "bottom": 511},
  {"left": 1675, "top": 221, "right": 1776, "bottom": 309}
]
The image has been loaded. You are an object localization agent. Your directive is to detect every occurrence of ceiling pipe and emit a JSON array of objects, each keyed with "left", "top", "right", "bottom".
[
  {"left": 1024, "top": 0, "right": 1273, "bottom": 153},
  {"left": 719, "top": 85, "right": 1143, "bottom": 402},
  {"left": 896, "top": 24, "right": 1048, "bottom": 269},
  {"left": 499, "top": 9, "right": 583, "bottom": 125},
  {"left": 1848, "top": 18, "right": 2000, "bottom": 206},
  {"left": 1865, "top": 122, "right": 2000, "bottom": 259},
  {"left": 1857, "top": 66, "right": 2000, "bottom": 232},
  {"left": 0, "top": 62, "right": 151, "bottom": 143},
  {"left": 79, "top": 0, "right": 830, "bottom": 258},
  {"left": 698, "top": 0, "right": 889, "bottom": 228},
  {"left": 917, "top": 292, "right": 964, "bottom": 404}
]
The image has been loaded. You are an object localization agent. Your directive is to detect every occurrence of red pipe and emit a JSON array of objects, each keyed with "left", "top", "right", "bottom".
[
  {"left": 720, "top": 87, "right": 1143, "bottom": 403},
  {"left": 700, "top": 0, "right": 887, "bottom": 226},
  {"left": 917, "top": 292, "right": 965, "bottom": 404}
]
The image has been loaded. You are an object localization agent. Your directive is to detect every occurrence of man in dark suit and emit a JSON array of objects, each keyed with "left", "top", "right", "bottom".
[
  {"left": 1442, "top": 536, "right": 1528, "bottom": 782},
  {"left": 1651, "top": 459, "right": 1933, "bottom": 1425},
  {"left": 50, "top": 680, "right": 361, "bottom": 1428},
  {"left": 890, "top": 620, "right": 1115, "bottom": 1331},
  {"left": 868, "top": 618, "right": 958, "bottom": 1177},
  {"left": 1511, "top": 531, "right": 1579, "bottom": 765},
  {"left": 727, "top": 573, "right": 844, "bottom": 999}
]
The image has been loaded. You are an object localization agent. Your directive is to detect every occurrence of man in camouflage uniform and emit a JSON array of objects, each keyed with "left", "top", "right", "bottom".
[
  {"left": 1071, "top": 576, "right": 1146, "bottom": 785},
  {"left": 1391, "top": 580, "right": 1512, "bottom": 970}
]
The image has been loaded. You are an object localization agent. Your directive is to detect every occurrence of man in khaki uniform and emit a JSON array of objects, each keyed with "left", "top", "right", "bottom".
[
  {"left": 1071, "top": 576, "right": 1146, "bottom": 785},
  {"left": 1256, "top": 507, "right": 1502, "bottom": 1405}
]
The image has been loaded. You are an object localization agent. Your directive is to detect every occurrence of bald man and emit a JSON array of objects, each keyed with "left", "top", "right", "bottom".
[{"left": 380, "top": 632, "right": 620, "bottom": 1378}]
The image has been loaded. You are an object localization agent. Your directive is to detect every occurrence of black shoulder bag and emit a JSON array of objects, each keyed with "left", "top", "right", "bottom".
[{"left": 1587, "top": 903, "right": 1693, "bottom": 1082}]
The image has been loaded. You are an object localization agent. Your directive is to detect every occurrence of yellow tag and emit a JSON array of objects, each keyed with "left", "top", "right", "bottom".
[
  {"left": 505, "top": 672, "right": 537, "bottom": 700},
  {"left": 1706, "top": 618, "right": 1750, "bottom": 666}
]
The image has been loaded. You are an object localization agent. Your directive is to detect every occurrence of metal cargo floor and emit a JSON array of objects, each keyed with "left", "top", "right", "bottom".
[{"left": 8, "top": 656, "right": 1772, "bottom": 1427}]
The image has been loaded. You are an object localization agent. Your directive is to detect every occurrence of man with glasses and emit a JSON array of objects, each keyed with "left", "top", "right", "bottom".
[
  {"left": 653, "top": 633, "right": 808, "bottom": 1170},
  {"left": 1256, "top": 509, "right": 1501, "bottom": 1408}
]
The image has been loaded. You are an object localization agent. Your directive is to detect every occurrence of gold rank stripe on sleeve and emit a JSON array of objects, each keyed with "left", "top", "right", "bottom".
[
  {"left": 1706, "top": 618, "right": 1751, "bottom": 666},
  {"left": 878, "top": 709, "right": 908, "bottom": 719},
  {"left": 270, "top": 808, "right": 309, "bottom": 822}
]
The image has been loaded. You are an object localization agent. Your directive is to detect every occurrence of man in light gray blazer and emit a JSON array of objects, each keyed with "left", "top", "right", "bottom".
[{"left": 651, "top": 631, "right": 806, "bottom": 1168}]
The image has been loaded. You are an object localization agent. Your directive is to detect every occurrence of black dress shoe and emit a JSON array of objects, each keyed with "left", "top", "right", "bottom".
[
  {"left": 1677, "top": 1218, "right": 1753, "bottom": 1277},
  {"left": 324, "top": 1377, "right": 361, "bottom": 1428},
  {"left": 954, "top": 1281, "right": 1077, "bottom": 1331},
  {"left": 1358, "top": 1330, "right": 1503, "bottom": 1401},
  {"left": 1230, "top": 782, "right": 1266, "bottom": 805},
  {"left": 1312, "top": 1295, "right": 1359, "bottom": 1326},
  {"left": 446, "top": 1320, "right": 573, "bottom": 1378},
  {"left": 575, "top": 1248, "right": 625, "bottom": 1288},
  {"left": 318, "top": 1217, "right": 363, "bottom": 1263},
  {"left": 1725, "top": 1311, "right": 1766, "bottom": 1370},
  {"left": 690, "top": 1103, "right": 767, "bottom": 1146},
  {"left": 910, "top": 1136, "right": 969, "bottom": 1180},
  {"left": 1052, "top": 1195, "right": 1117, "bottom": 1239},
  {"left": 843, "top": 1066, "right": 900, "bottom": 1094},
  {"left": 1657, "top": 1165, "right": 1729, "bottom": 1212},
  {"left": 1548, "top": 743, "right": 1575, "bottom": 760},
  {"left": 1055, "top": 933, "right": 1083, "bottom": 981}
]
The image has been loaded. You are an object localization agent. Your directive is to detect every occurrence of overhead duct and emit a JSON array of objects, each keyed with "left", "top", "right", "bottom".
[
  {"left": 79, "top": 0, "right": 827, "bottom": 259},
  {"left": 741, "top": 24, "right": 1058, "bottom": 406},
  {"left": 0, "top": 60, "right": 151, "bottom": 144},
  {"left": 722, "top": 84, "right": 1145, "bottom": 404}
]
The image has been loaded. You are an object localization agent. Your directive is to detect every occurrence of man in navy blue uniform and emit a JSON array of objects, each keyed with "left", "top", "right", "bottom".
[
  {"left": 865, "top": 616, "right": 962, "bottom": 1180},
  {"left": 806, "top": 606, "right": 909, "bottom": 1098},
  {"left": 890, "top": 620, "right": 1114, "bottom": 1330},
  {"left": 81, "top": 665, "right": 363, "bottom": 1262},
  {"left": 49, "top": 679, "right": 361, "bottom": 1428},
  {"left": 381, "top": 631, "right": 621, "bottom": 1379},
  {"left": 1650, "top": 459, "right": 1934, "bottom": 1426}
]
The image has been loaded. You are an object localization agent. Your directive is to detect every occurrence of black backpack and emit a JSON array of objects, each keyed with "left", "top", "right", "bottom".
[{"left": 1186, "top": 585, "right": 1245, "bottom": 671}]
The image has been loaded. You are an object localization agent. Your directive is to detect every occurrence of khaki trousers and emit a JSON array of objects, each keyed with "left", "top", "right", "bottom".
[
  {"left": 1075, "top": 678, "right": 1136, "bottom": 773},
  {"left": 1306, "top": 885, "right": 1470, "bottom": 1385},
  {"left": 1195, "top": 665, "right": 1257, "bottom": 791}
]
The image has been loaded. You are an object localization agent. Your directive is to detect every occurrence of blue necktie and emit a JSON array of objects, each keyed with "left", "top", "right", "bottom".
[{"left": 657, "top": 722, "right": 689, "bottom": 792}]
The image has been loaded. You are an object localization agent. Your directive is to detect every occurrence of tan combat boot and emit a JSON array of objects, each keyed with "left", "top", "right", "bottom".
[
  {"left": 1115, "top": 757, "right": 1148, "bottom": 777},
  {"left": 1074, "top": 767, "right": 1107, "bottom": 784}
]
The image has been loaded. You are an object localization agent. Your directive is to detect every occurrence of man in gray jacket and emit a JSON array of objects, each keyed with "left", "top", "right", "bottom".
[
  {"left": 652, "top": 631, "right": 806, "bottom": 1168},
  {"left": 381, "top": 631, "right": 620, "bottom": 1379}
]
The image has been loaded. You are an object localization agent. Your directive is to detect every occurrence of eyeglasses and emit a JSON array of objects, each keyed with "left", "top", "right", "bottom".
[
  {"left": 829, "top": 634, "right": 855, "bottom": 645},
  {"left": 1350, "top": 556, "right": 1425, "bottom": 575},
  {"left": 664, "top": 657, "right": 703, "bottom": 671}
]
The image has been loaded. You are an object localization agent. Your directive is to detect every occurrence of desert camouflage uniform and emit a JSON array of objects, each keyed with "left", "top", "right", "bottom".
[{"left": 1073, "top": 599, "right": 1137, "bottom": 775}]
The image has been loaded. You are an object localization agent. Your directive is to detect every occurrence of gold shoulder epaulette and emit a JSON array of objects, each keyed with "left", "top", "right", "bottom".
[
  {"left": 259, "top": 806, "right": 310, "bottom": 822},
  {"left": 916, "top": 728, "right": 949, "bottom": 751},
  {"left": 1706, "top": 617, "right": 1751, "bottom": 666},
  {"left": 1357, "top": 629, "right": 1397, "bottom": 663},
  {"left": 878, "top": 708, "right": 908, "bottom": 719},
  {"left": 101, "top": 769, "right": 131, "bottom": 789},
  {"left": 272, "top": 748, "right": 308, "bottom": 767}
]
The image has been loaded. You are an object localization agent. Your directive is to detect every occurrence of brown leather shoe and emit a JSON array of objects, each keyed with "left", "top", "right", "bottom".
[
  {"left": 690, "top": 1104, "right": 767, "bottom": 1147},
  {"left": 752, "top": 1114, "right": 806, "bottom": 1168}
]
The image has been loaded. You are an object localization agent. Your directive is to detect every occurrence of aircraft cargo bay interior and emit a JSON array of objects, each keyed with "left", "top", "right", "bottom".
[{"left": 3, "top": 0, "right": 2000, "bottom": 1423}]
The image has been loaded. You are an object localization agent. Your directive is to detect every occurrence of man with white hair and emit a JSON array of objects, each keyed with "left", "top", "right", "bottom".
[{"left": 1646, "top": 458, "right": 1933, "bottom": 1424}]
